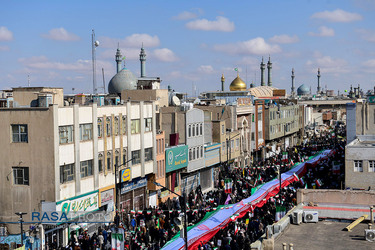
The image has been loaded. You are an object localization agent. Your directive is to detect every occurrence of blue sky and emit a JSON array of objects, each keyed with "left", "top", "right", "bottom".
[{"left": 1, "top": 0, "right": 375, "bottom": 95}]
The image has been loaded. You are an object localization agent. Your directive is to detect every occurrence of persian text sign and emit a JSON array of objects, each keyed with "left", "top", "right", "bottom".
[
  {"left": 120, "top": 177, "right": 147, "bottom": 194},
  {"left": 100, "top": 189, "right": 114, "bottom": 206},
  {"left": 165, "top": 145, "right": 188, "bottom": 173},
  {"left": 56, "top": 191, "right": 99, "bottom": 215}
]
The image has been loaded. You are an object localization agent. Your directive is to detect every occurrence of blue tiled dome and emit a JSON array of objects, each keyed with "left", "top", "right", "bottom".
[
  {"left": 297, "top": 84, "right": 309, "bottom": 96},
  {"left": 108, "top": 68, "right": 137, "bottom": 95}
]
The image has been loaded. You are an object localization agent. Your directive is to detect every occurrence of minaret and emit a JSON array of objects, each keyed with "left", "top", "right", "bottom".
[
  {"left": 115, "top": 44, "right": 122, "bottom": 73},
  {"left": 260, "top": 57, "right": 266, "bottom": 86},
  {"left": 221, "top": 74, "right": 225, "bottom": 91},
  {"left": 317, "top": 68, "right": 321, "bottom": 94},
  {"left": 140, "top": 44, "right": 146, "bottom": 77},
  {"left": 267, "top": 56, "right": 272, "bottom": 86},
  {"left": 291, "top": 68, "right": 295, "bottom": 97}
]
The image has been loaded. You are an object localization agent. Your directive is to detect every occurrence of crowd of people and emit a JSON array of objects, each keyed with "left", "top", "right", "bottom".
[{"left": 60, "top": 124, "right": 346, "bottom": 250}]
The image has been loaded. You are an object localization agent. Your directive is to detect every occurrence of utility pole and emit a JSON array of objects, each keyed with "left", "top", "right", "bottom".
[
  {"left": 15, "top": 212, "right": 27, "bottom": 246},
  {"left": 115, "top": 158, "right": 133, "bottom": 216},
  {"left": 154, "top": 182, "right": 188, "bottom": 250}
]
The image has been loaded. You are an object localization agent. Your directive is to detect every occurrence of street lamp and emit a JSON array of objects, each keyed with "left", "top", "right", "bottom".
[
  {"left": 114, "top": 158, "right": 133, "bottom": 215},
  {"left": 15, "top": 212, "right": 27, "bottom": 246},
  {"left": 154, "top": 181, "right": 188, "bottom": 250}
]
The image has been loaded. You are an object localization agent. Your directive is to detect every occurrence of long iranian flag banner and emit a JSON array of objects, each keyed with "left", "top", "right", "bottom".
[{"left": 161, "top": 149, "right": 333, "bottom": 250}]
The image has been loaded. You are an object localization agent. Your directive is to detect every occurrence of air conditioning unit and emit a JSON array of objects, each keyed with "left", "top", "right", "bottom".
[
  {"left": 365, "top": 229, "right": 375, "bottom": 242},
  {"left": 303, "top": 211, "right": 319, "bottom": 223},
  {"left": 292, "top": 210, "right": 303, "bottom": 225}
]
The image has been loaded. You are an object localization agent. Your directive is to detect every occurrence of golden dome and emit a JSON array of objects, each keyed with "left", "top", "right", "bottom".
[{"left": 229, "top": 73, "right": 247, "bottom": 91}]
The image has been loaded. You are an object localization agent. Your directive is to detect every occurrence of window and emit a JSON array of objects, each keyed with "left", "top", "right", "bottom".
[
  {"left": 236, "top": 138, "right": 240, "bottom": 149},
  {"left": 222, "top": 125, "right": 224, "bottom": 134},
  {"left": 80, "top": 160, "right": 93, "bottom": 178},
  {"left": 107, "top": 157, "right": 112, "bottom": 171},
  {"left": 193, "top": 147, "right": 196, "bottom": 159},
  {"left": 13, "top": 167, "right": 29, "bottom": 185},
  {"left": 354, "top": 160, "right": 363, "bottom": 172},
  {"left": 192, "top": 124, "right": 195, "bottom": 137},
  {"left": 12, "top": 124, "right": 28, "bottom": 143},
  {"left": 114, "top": 117, "right": 119, "bottom": 135},
  {"left": 258, "top": 113, "right": 262, "bottom": 121},
  {"left": 196, "top": 124, "right": 199, "bottom": 136},
  {"left": 200, "top": 123, "right": 203, "bottom": 136},
  {"left": 222, "top": 142, "right": 225, "bottom": 153},
  {"left": 132, "top": 150, "right": 141, "bottom": 164},
  {"left": 131, "top": 119, "right": 140, "bottom": 134},
  {"left": 231, "top": 140, "right": 234, "bottom": 150},
  {"left": 106, "top": 117, "right": 112, "bottom": 137},
  {"left": 145, "top": 118, "right": 152, "bottom": 132},
  {"left": 122, "top": 154, "right": 126, "bottom": 165},
  {"left": 79, "top": 123, "right": 93, "bottom": 141},
  {"left": 369, "top": 161, "right": 375, "bottom": 172},
  {"left": 188, "top": 125, "right": 191, "bottom": 137},
  {"left": 115, "top": 155, "right": 119, "bottom": 168},
  {"left": 200, "top": 146, "right": 203, "bottom": 158},
  {"left": 98, "top": 159, "right": 103, "bottom": 172},
  {"left": 145, "top": 147, "right": 153, "bottom": 162},
  {"left": 97, "top": 118, "right": 103, "bottom": 138},
  {"left": 122, "top": 116, "right": 127, "bottom": 135},
  {"left": 59, "top": 125, "right": 73, "bottom": 144},
  {"left": 60, "top": 164, "right": 74, "bottom": 183},
  {"left": 189, "top": 148, "right": 192, "bottom": 160},
  {"left": 251, "top": 132, "right": 255, "bottom": 141},
  {"left": 196, "top": 147, "right": 199, "bottom": 159}
]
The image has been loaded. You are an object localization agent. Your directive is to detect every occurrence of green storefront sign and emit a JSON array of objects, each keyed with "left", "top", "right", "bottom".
[{"left": 165, "top": 145, "right": 188, "bottom": 173}]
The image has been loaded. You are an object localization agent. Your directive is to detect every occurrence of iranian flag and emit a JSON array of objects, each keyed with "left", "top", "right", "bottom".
[
  {"left": 225, "top": 178, "right": 233, "bottom": 193},
  {"left": 234, "top": 223, "right": 239, "bottom": 235},
  {"left": 293, "top": 173, "right": 299, "bottom": 181},
  {"left": 275, "top": 206, "right": 286, "bottom": 221},
  {"left": 282, "top": 152, "right": 288, "bottom": 162},
  {"left": 316, "top": 179, "right": 323, "bottom": 187},
  {"left": 300, "top": 177, "right": 305, "bottom": 186}
]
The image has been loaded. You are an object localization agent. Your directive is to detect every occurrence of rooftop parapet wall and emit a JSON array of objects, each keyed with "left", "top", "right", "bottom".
[{"left": 297, "top": 189, "right": 375, "bottom": 206}]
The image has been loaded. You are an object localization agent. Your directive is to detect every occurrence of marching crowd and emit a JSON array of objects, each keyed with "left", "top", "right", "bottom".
[{"left": 61, "top": 125, "right": 346, "bottom": 250}]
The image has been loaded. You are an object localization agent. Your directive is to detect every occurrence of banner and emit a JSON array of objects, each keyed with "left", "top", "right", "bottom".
[
  {"left": 111, "top": 228, "right": 124, "bottom": 250},
  {"left": 161, "top": 150, "right": 331, "bottom": 250},
  {"left": 275, "top": 206, "right": 286, "bottom": 221}
]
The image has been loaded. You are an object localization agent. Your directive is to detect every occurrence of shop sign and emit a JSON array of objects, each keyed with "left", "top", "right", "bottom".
[
  {"left": 165, "top": 145, "right": 188, "bottom": 173},
  {"left": 121, "top": 168, "right": 131, "bottom": 183},
  {"left": 100, "top": 189, "right": 114, "bottom": 206},
  {"left": 120, "top": 177, "right": 147, "bottom": 194},
  {"left": 56, "top": 191, "right": 99, "bottom": 215}
]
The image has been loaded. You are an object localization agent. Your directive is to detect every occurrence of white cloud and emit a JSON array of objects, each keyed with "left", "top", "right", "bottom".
[
  {"left": 306, "top": 54, "right": 349, "bottom": 73},
  {"left": 173, "top": 11, "right": 198, "bottom": 20},
  {"left": 18, "top": 56, "right": 91, "bottom": 72},
  {"left": 213, "top": 37, "right": 282, "bottom": 55},
  {"left": 197, "top": 65, "right": 215, "bottom": 74},
  {"left": 100, "top": 34, "right": 160, "bottom": 49},
  {"left": 308, "top": 26, "right": 335, "bottom": 37},
  {"left": 269, "top": 34, "right": 299, "bottom": 44},
  {"left": 41, "top": 28, "right": 80, "bottom": 41},
  {"left": 152, "top": 48, "right": 178, "bottom": 62},
  {"left": 361, "top": 59, "right": 375, "bottom": 72},
  {"left": 0, "top": 26, "right": 13, "bottom": 41},
  {"left": 357, "top": 29, "right": 375, "bottom": 42},
  {"left": 186, "top": 16, "right": 235, "bottom": 32},
  {"left": 311, "top": 9, "right": 362, "bottom": 23},
  {"left": 0, "top": 45, "right": 10, "bottom": 51}
]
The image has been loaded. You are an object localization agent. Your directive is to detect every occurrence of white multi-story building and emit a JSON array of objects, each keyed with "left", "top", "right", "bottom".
[{"left": 0, "top": 87, "right": 156, "bottom": 247}]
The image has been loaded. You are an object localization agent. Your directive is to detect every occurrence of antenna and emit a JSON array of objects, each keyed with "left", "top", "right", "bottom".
[
  {"left": 92, "top": 29, "right": 99, "bottom": 94},
  {"left": 102, "top": 68, "right": 106, "bottom": 94},
  {"left": 27, "top": 74, "right": 30, "bottom": 87}
]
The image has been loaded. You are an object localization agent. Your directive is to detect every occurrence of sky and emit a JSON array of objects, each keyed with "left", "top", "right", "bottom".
[{"left": 1, "top": 0, "right": 375, "bottom": 96}]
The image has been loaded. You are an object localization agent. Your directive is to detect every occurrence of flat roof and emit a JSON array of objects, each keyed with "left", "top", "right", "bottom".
[{"left": 275, "top": 221, "right": 373, "bottom": 249}]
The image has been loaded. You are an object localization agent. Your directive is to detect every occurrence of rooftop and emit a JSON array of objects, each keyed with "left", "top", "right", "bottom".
[
  {"left": 347, "top": 135, "right": 375, "bottom": 147},
  {"left": 275, "top": 221, "right": 373, "bottom": 250}
]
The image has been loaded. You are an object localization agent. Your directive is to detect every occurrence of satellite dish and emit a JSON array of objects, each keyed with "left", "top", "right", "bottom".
[
  {"left": 94, "top": 41, "right": 100, "bottom": 47},
  {"left": 172, "top": 96, "right": 181, "bottom": 106}
]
